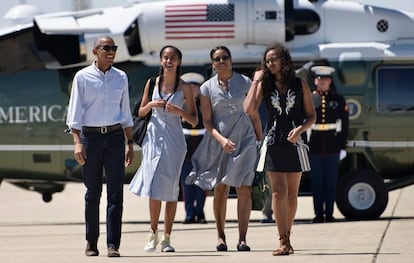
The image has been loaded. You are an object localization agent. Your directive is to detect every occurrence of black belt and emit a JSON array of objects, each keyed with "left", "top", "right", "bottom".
[{"left": 82, "top": 123, "right": 122, "bottom": 134}]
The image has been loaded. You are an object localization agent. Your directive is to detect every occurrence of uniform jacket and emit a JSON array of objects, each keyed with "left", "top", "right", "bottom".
[
  {"left": 183, "top": 98, "right": 204, "bottom": 160},
  {"left": 309, "top": 90, "right": 349, "bottom": 154}
]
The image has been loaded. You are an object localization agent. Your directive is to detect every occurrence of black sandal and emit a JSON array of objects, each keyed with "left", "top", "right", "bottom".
[
  {"left": 216, "top": 243, "right": 228, "bottom": 251},
  {"left": 236, "top": 243, "right": 251, "bottom": 251},
  {"left": 216, "top": 236, "right": 227, "bottom": 251}
]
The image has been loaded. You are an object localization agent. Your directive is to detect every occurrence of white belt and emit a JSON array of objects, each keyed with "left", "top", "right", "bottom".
[
  {"left": 182, "top": 128, "right": 206, "bottom": 136},
  {"left": 312, "top": 119, "right": 342, "bottom": 132}
]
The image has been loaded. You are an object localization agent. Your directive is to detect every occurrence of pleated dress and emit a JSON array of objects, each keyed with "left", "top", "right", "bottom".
[
  {"left": 187, "top": 73, "right": 257, "bottom": 190},
  {"left": 129, "top": 84, "right": 186, "bottom": 201}
]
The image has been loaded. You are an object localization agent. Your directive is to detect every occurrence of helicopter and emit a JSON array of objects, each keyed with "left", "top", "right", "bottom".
[{"left": 0, "top": 0, "right": 413, "bottom": 219}]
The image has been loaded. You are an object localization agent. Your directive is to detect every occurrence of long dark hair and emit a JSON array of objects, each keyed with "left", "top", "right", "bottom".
[
  {"left": 158, "top": 45, "right": 182, "bottom": 91},
  {"left": 261, "top": 42, "right": 295, "bottom": 98}
]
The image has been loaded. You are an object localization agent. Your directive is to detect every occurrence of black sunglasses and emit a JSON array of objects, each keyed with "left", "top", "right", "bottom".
[
  {"left": 265, "top": 57, "right": 281, "bottom": 64},
  {"left": 99, "top": 45, "right": 118, "bottom": 52},
  {"left": 213, "top": 55, "right": 230, "bottom": 62}
]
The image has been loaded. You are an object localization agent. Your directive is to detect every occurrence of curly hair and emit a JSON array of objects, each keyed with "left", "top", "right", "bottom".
[{"left": 261, "top": 42, "right": 296, "bottom": 98}]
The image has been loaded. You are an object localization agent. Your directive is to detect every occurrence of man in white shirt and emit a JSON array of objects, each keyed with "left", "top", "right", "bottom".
[{"left": 66, "top": 35, "right": 134, "bottom": 257}]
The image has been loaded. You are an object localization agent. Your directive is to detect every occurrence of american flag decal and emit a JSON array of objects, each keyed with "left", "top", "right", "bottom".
[{"left": 165, "top": 3, "right": 235, "bottom": 40}]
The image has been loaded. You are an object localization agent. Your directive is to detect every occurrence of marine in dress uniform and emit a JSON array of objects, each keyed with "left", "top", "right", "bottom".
[
  {"left": 179, "top": 72, "right": 208, "bottom": 224},
  {"left": 309, "top": 66, "right": 349, "bottom": 223}
]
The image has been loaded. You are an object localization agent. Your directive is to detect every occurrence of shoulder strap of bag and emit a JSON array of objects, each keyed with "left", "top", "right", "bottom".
[
  {"left": 157, "top": 77, "right": 176, "bottom": 102},
  {"left": 148, "top": 77, "right": 155, "bottom": 101},
  {"left": 133, "top": 77, "right": 156, "bottom": 117}
]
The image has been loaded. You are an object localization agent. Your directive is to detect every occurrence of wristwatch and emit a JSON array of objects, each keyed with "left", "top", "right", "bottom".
[{"left": 127, "top": 139, "right": 134, "bottom": 145}]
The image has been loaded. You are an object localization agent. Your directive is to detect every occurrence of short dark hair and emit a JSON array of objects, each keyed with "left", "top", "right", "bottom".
[
  {"left": 93, "top": 35, "right": 115, "bottom": 48},
  {"left": 209, "top": 46, "right": 232, "bottom": 60}
]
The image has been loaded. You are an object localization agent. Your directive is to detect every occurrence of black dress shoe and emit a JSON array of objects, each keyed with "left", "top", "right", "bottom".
[
  {"left": 216, "top": 243, "right": 228, "bottom": 251},
  {"left": 183, "top": 218, "right": 196, "bottom": 224},
  {"left": 107, "top": 247, "right": 120, "bottom": 257},
  {"left": 260, "top": 217, "right": 275, "bottom": 223},
  {"left": 198, "top": 218, "right": 208, "bottom": 224},
  {"left": 312, "top": 215, "right": 325, "bottom": 223},
  {"left": 325, "top": 215, "right": 336, "bottom": 223},
  {"left": 85, "top": 242, "right": 99, "bottom": 256},
  {"left": 236, "top": 243, "right": 251, "bottom": 251}
]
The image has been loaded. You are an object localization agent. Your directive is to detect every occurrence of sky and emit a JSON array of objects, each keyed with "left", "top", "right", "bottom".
[{"left": 1, "top": 0, "right": 414, "bottom": 17}]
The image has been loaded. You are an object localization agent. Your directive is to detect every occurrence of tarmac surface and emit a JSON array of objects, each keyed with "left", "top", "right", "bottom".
[{"left": 0, "top": 180, "right": 413, "bottom": 263}]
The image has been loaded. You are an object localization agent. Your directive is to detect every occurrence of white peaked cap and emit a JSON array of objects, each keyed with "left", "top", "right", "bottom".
[
  {"left": 311, "top": 66, "right": 335, "bottom": 77},
  {"left": 181, "top": 72, "right": 205, "bottom": 85}
]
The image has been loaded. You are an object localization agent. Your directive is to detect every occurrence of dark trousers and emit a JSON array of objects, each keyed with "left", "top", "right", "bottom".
[
  {"left": 180, "top": 160, "right": 206, "bottom": 220},
  {"left": 81, "top": 129, "right": 125, "bottom": 249},
  {"left": 310, "top": 154, "right": 339, "bottom": 217}
]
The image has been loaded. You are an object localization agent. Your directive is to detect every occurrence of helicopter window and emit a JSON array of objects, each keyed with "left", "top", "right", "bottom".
[
  {"left": 0, "top": 28, "right": 45, "bottom": 74},
  {"left": 292, "top": 9, "right": 320, "bottom": 35},
  {"left": 124, "top": 20, "right": 142, "bottom": 56},
  {"left": 34, "top": 21, "right": 83, "bottom": 66},
  {"left": 376, "top": 66, "right": 414, "bottom": 112}
]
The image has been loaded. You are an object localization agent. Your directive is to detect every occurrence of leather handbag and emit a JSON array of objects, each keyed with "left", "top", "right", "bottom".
[
  {"left": 251, "top": 171, "right": 269, "bottom": 211},
  {"left": 251, "top": 137, "right": 270, "bottom": 211},
  {"left": 132, "top": 77, "right": 155, "bottom": 146}
]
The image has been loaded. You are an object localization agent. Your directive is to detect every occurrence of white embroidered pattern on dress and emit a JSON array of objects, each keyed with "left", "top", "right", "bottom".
[
  {"left": 285, "top": 89, "right": 296, "bottom": 115},
  {"left": 267, "top": 120, "right": 277, "bottom": 145},
  {"left": 270, "top": 89, "right": 296, "bottom": 115},
  {"left": 270, "top": 90, "right": 282, "bottom": 115},
  {"left": 267, "top": 89, "right": 296, "bottom": 146}
]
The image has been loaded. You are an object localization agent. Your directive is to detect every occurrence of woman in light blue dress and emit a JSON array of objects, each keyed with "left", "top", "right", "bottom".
[
  {"left": 129, "top": 46, "right": 197, "bottom": 252},
  {"left": 187, "top": 46, "right": 262, "bottom": 252}
]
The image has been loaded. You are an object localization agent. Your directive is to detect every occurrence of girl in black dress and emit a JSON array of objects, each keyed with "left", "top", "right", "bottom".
[{"left": 244, "top": 42, "right": 316, "bottom": 256}]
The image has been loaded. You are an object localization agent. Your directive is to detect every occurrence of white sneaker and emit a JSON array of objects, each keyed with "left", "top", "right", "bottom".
[
  {"left": 144, "top": 229, "right": 159, "bottom": 252},
  {"left": 160, "top": 234, "right": 175, "bottom": 252}
]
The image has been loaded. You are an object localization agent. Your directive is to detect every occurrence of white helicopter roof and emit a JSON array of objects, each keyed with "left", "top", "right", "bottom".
[{"left": 0, "top": 4, "right": 42, "bottom": 36}]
